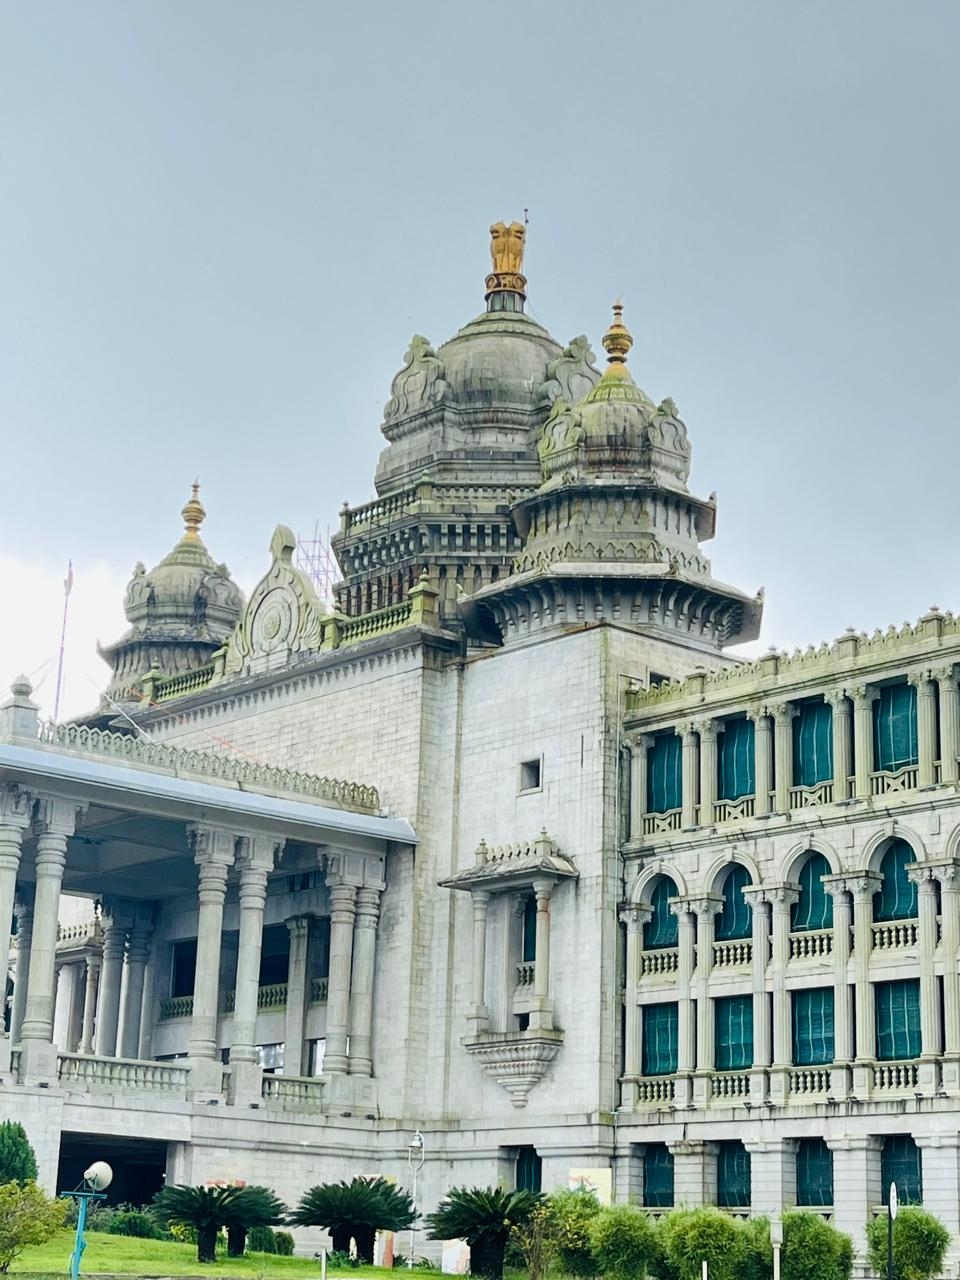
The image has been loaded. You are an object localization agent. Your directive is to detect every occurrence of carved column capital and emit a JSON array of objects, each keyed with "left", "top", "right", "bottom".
[
  {"left": 746, "top": 705, "right": 771, "bottom": 727},
  {"left": 765, "top": 883, "right": 801, "bottom": 909},
  {"left": 847, "top": 685, "right": 880, "bottom": 709},
  {"left": 0, "top": 784, "right": 32, "bottom": 832},
  {"left": 843, "top": 871, "right": 883, "bottom": 901},
  {"left": 677, "top": 720, "right": 699, "bottom": 745},
  {"left": 683, "top": 893, "right": 724, "bottom": 918},
  {"left": 623, "top": 731, "right": 655, "bottom": 753},
  {"left": 932, "top": 664, "right": 959, "bottom": 687},
  {"left": 822, "top": 874, "right": 852, "bottom": 901},
  {"left": 907, "top": 668, "right": 935, "bottom": 691},
  {"left": 619, "top": 903, "right": 653, "bottom": 930},
  {"left": 823, "top": 688, "right": 849, "bottom": 711},
  {"left": 693, "top": 718, "right": 718, "bottom": 743},
  {"left": 741, "top": 884, "right": 771, "bottom": 912},
  {"left": 35, "top": 797, "right": 84, "bottom": 841},
  {"left": 770, "top": 701, "right": 800, "bottom": 727},
  {"left": 189, "top": 825, "right": 237, "bottom": 870}
]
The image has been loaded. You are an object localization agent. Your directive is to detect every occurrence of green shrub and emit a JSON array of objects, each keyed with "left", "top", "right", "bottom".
[
  {"left": 392, "top": 1253, "right": 409, "bottom": 1269},
  {"left": 0, "top": 1121, "right": 38, "bottom": 1186},
  {"left": 328, "top": 1248, "right": 360, "bottom": 1268},
  {"left": 275, "top": 1230, "right": 295, "bottom": 1256},
  {"left": 547, "top": 1188, "right": 602, "bottom": 1277},
  {"left": 106, "top": 1209, "right": 160, "bottom": 1239},
  {"left": 249, "top": 1224, "right": 277, "bottom": 1253},
  {"left": 657, "top": 1207, "right": 749, "bottom": 1280},
  {"left": 781, "top": 1212, "right": 852, "bottom": 1280},
  {"left": 590, "top": 1204, "right": 658, "bottom": 1280},
  {"left": 866, "top": 1207, "right": 950, "bottom": 1280},
  {"left": 0, "top": 1181, "right": 68, "bottom": 1273}
]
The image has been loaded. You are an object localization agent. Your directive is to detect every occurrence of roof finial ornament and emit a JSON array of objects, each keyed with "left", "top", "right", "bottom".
[
  {"left": 181, "top": 479, "right": 206, "bottom": 542},
  {"left": 485, "top": 219, "right": 527, "bottom": 313},
  {"left": 602, "top": 300, "right": 633, "bottom": 367}
]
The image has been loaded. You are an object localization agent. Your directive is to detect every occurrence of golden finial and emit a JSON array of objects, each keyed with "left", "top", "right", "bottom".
[
  {"left": 181, "top": 480, "right": 206, "bottom": 541},
  {"left": 602, "top": 300, "right": 633, "bottom": 366},
  {"left": 485, "top": 219, "right": 527, "bottom": 309}
]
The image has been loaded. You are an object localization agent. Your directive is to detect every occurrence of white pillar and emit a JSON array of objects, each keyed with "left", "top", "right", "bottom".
[
  {"left": 120, "top": 911, "right": 154, "bottom": 1059},
  {"left": 679, "top": 722, "right": 699, "bottom": 830},
  {"left": 283, "top": 916, "right": 311, "bottom": 1077},
  {"left": 750, "top": 708, "right": 774, "bottom": 817},
  {"left": 467, "top": 891, "right": 490, "bottom": 1031},
  {"left": 94, "top": 909, "right": 128, "bottom": 1057},
  {"left": 324, "top": 881, "right": 357, "bottom": 1075},
  {"left": 668, "top": 1139, "right": 717, "bottom": 1207},
  {"left": 908, "top": 866, "right": 942, "bottom": 1070},
  {"left": 672, "top": 902, "right": 697, "bottom": 1086},
  {"left": 693, "top": 896, "right": 722, "bottom": 1103},
  {"left": 620, "top": 903, "right": 651, "bottom": 1107},
  {"left": 229, "top": 836, "right": 276, "bottom": 1101},
  {"left": 11, "top": 891, "right": 34, "bottom": 1046},
  {"left": 348, "top": 886, "right": 381, "bottom": 1076},
  {"left": 850, "top": 873, "right": 881, "bottom": 1074},
  {"left": 772, "top": 702, "right": 798, "bottom": 812},
  {"left": 696, "top": 720, "right": 717, "bottom": 824},
  {"left": 21, "top": 799, "right": 80, "bottom": 1084},
  {"left": 743, "top": 887, "right": 771, "bottom": 1101},
  {"left": 827, "top": 1135, "right": 882, "bottom": 1257},
  {"left": 910, "top": 671, "right": 937, "bottom": 787},
  {"left": 769, "top": 884, "right": 800, "bottom": 1103},
  {"left": 850, "top": 686, "right": 878, "bottom": 797},
  {"left": 627, "top": 734, "right": 653, "bottom": 838},
  {"left": 0, "top": 787, "right": 30, "bottom": 1060},
  {"left": 823, "top": 877, "right": 853, "bottom": 1090},
  {"left": 79, "top": 955, "right": 100, "bottom": 1055},
  {"left": 825, "top": 689, "right": 852, "bottom": 802},
  {"left": 744, "top": 1138, "right": 798, "bottom": 1216},
  {"left": 530, "top": 877, "right": 554, "bottom": 1031},
  {"left": 187, "top": 826, "right": 235, "bottom": 1089},
  {"left": 914, "top": 1135, "right": 960, "bottom": 1243},
  {"left": 937, "top": 865, "right": 960, "bottom": 1082},
  {"left": 935, "top": 665, "right": 959, "bottom": 784}
]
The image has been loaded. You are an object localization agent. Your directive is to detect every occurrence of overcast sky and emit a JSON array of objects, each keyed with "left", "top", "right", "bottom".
[{"left": 2, "top": 2, "right": 959, "bottom": 720}]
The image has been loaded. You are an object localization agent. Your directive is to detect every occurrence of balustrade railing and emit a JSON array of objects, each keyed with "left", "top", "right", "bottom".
[
  {"left": 711, "top": 1071, "right": 750, "bottom": 1100},
  {"left": 790, "top": 929, "right": 834, "bottom": 960},
  {"left": 871, "top": 920, "right": 919, "bottom": 950},
  {"left": 58, "top": 1053, "right": 188, "bottom": 1094},
  {"left": 154, "top": 664, "right": 216, "bottom": 703},
  {"left": 223, "top": 983, "right": 288, "bottom": 1014},
  {"left": 873, "top": 1060, "right": 920, "bottom": 1092},
  {"left": 641, "top": 949, "right": 679, "bottom": 977},
  {"left": 515, "top": 961, "right": 536, "bottom": 987},
  {"left": 871, "top": 767, "right": 919, "bottom": 796},
  {"left": 261, "top": 1073, "right": 326, "bottom": 1111},
  {"left": 713, "top": 796, "right": 756, "bottom": 823},
  {"left": 790, "top": 1067, "right": 831, "bottom": 1096},
  {"left": 56, "top": 920, "right": 101, "bottom": 949},
  {"left": 636, "top": 1075, "right": 675, "bottom": 1104},
  {"left": 9, "top": 1051, "right": 20, "bottom": 1081},
  {"left": 340, "top": 601, "right": 414, "bottom": 646},
  {"left": 311, "top": 977, "right": 329, "bottom": 1002},
  {"left": 641, "top": 809, "right": 682, "bottom": 836},
  {"left": 159, "top": 995, "right": 194, "bottom": 1020},
  {"left": 713, "top": 940, "right": 752, "bottom": 967},
  {"left": 789, "top": 781, "right": 834, "bottom": 809}
]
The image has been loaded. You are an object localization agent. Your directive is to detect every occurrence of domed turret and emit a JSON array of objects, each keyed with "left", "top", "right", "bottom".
[{"left": 98, "top": 484, "right": 243, "bottom": 708}]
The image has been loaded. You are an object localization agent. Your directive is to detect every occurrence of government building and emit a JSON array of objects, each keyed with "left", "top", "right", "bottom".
[{"left": 0, "top": 223, "right": 956, "bottom": 1265}]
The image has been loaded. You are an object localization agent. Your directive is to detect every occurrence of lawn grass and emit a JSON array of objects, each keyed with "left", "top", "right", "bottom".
[{"left": 12, "top": 1230, "right": 446, "bottom": 1278}]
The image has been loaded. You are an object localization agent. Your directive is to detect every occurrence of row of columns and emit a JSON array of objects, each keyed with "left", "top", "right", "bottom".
[
  {"left": 628, "top": 666, "right": 960, "bottom": 835},
  {"left": 466, "top": 878, "right": 556, "bottom": 1035},
  {"left": 620, "top": 863, "right": 960, "bottom": 1108}
]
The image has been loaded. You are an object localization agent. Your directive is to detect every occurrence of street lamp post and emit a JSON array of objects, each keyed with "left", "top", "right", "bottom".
[
  {"left": 407, "top": 1130, "right": 425, "bottom": 1271},
  {"left": 888, "top": 1181, "right": 899, "bottom": 1280},
  {"left": 771, "top": 1214, "right": 783, "bottom": 1280},
  {"left": 62, "top": 1161, "right": 113, "bottom": 1280}
]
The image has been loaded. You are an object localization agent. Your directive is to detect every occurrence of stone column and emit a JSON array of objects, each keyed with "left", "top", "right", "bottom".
[
  {"left": 823, "top": 877, "right": 853, "bottom": 1096},
  {"left": 120, "top": 909, "right": 155, "bottom": 1059},
  {"left": 692, "top": 896, "right": 723, "bottom": 1105},
  {"left": 187, "top": 826, "right": 235, "bottom": 1095},
  {"left": 744, "top": 1138, "right": 798, "bottom": 1216},
  {"left": 909, "top": 671, "right": 938, "bottom": 787},
  {"left": 21, "top": 799, "right": 81, "bottom": 1084},
  {"left": 0, "top": 789, "right": 31, "bottom": 1068},
  {"left": 749, "top": 708, "right": 774, "bottom": 817},
  {"left": 827, "top": 1135, "right": 881, "bottom": 1256},
  {"left": 10, "top": 891, "right": 34, "bottom": 1046},
  {"left": 52, "top": 963, "right": 71, "bottom": 1050},
  {"left": 228, "top": 836, "right": 277, "bottom": 1103},
  {"left": 620, "top": 904, "right": 651, "bottom": 1108},
  {"left": 348, "top": 887, "right": 381, "bottom": 1076},
  {"left": 850, "top": 873, "right": 882, "bottom": 1096},
  {"left": 627, "top": 734, "right": 654, "bottom": 838},
  {"left": 825, "top": 689, "right": 852, "bottom": 802},
  {"left": 324, "top": 881, "right": 357, "bottom": 1075},
  {"left": 467, "top": 891, "right": 490, "bottom": 1032},
  {"left": 679, "top": 722, "right": 699, "bottom": 829},
  {"left": 934, "top": 665, "right": 959, "bottom": 784},
  {"left": 530, "top": 877, "right": 554, "bottom": 1031},
  {"left": 768, "top": 884, "right": 800, "bottom": 1104},
  {"left": 668, "top": 1139, "right": 717, "bottom": 1207},
  {"left": 937, "top": 864, "right": 960, "bottom": 1090},
  {"left": 671, "top": 901, "right": 696, "bottom": 1104},
  {"left": 283, "top": 916, "right": 311, "bottom": 1077},
  {"left": 696, "top": 720, "right": 718, "bottom": 825},
  {"left": 79, "top": 955, "right": 100, "bottom": 1055},
  {"left": 772, "top": 702, "right": 798, "bottom": 812},
  {"left": 914, "top": 1135, "right": 960, "bottom": 1243},
  {"left": 908, "top": 865, "right": 942, "bottom": 1085},
  {"left": 850, "top": 686, "right": 879, "bottom": 797},
  {"left": 743, "top": 887, "right": 771, "bottom": 1102},
  {"left": 95, "top": 908, "right": 129, "bottom": 1057}
]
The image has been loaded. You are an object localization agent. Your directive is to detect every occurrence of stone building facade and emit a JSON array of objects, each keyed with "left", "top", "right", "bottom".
[{"left": 0, "top": 224, "right": 953, "bottom": 1265}]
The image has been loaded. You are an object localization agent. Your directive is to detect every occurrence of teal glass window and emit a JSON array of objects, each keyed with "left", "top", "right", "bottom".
[
  {"left": 716, "top": 864, "right": 752, "bottom": 940},
  {"left": 873, "top": 683, "right": 918, "bottom": 773},
  {"left": 642, "top": 1003, "right": 678, "bottom": 1076},
  {"left": 796, "top": 1138, "right": 833, "bottom": 1206},
  {"left": 792, "top": 987, "right": 835, "bottom": 1066},
  {"left": 643, "top": 877, "right": 679, "bottom": 950},
  {"left": 882, "top": 1135, "right": 921, "bottom": 1205},
  {"left": 647, "top": 733, "right": 682, "bottom": 814},
  {"left": 792, "top": 853, "right": 834, "bottom": 931},
  {"left": 521, "top": 895, "right": 537, "bottom": 963},
  {"left": 717, "top": 717, "right": 756, "bottom": 800},
  {"left": 793, "top": 700, "right": 834, "bottom": 787},
  {"left": 717, "top": 1141, "right": 751, "bottom": 1208},
  {"left": 643, "top": 1144, "right": 675, "bottom": 1208},
  {"left": 874, "top": 840, "right": 918, "bottom": 922},
  {"left": 876, "top": 979, "right": 921, "bottom": 1061},
  {"left": 516, "top": 1147, "right": 542, "bottom": 1192},
  {"left": 715, "top": 994, "right": 753, "bottom": 1070}
]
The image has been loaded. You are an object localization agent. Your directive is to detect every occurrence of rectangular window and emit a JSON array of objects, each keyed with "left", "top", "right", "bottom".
[
  {"left": 647, "top": 733, "right": 682, "bottom": 813},
  {"left": 793, "top": 701, "right": 834, "bottom": 787},
  {"left": 516, "top": 1147, "right": 542, "bottom": 1192},
  {"left": 171, "top": 939, "right": 197, "bottom": 998},
  {"left": 792, "top": 987, "right": 835, "bottom": 1066},
  {"left": 522, "top": 895, "right": 537, "bottom": 963},
  {"left": 873, "top": 684, "right": 918, "bottom": 773},
  {"left": 259, "top": 923, "right": 291, "bottom": 987},
  {"left": 256, "top": 1042, "right": 284, "bottom": 1073},
  {"left": 717, "top": 1141, "right": 751, "bottom": 1208},
  {"left": 715, "top": 995, "right": 753, "bottom": 1071},
  {"left": 717, "top": 717, "right": 755, "bottom": 801},
  {"left": 642, "top": 1003, "right": 679, "bottom": 1076},
  {"left": 876, "top": 979, "right": 921, "bottom": 1061},
  {"left": 643, "top": 1144, "right": 675, "bottom": 1208},
  {"left": 882, "top": 1135, "right": 922, "bottom": 1205},
  {"left": 796, "top": 1138, "right": 833, "bottom": 1206},
  {"left": 519, "top": 759, "right": 542, "bottom": 792}
]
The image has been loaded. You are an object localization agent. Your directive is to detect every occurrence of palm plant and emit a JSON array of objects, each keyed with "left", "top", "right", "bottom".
[
  {"left": 151, "top": 1184, "right": 246, "bottom": 1263},
  {"left": 222, "top": 1186, "right": 287, "bottom": 1258},
  {"left": 426, "top": 1186, "right": 542, "bottom": 1280},
  {"left": 290, "top": 1176, "right": 415, "bottom": 1263}
]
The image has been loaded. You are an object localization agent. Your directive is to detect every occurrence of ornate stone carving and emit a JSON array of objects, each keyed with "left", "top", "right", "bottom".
[
  {"left": 536, "top": 397, "right": 584, "bottom": 483},
  {"left": 221, "top": 526, "right": 329, "bottom": 677},
  {"left": 489, "top": 221, "right": 525, "bottom": 274},
  {"left": 463, "top": 1029, "right": 563, "bottom": 1108},
  {"left": 540, "top": 336, "right": 600, "bottom": 406},
  {"left": 383, "top": 336, "right": 447, "bottom": 421}
]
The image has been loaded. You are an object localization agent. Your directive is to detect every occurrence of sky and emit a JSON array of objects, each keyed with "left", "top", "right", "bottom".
[{"left": 2, "top": 2, "right": 959, "bottom": 720}]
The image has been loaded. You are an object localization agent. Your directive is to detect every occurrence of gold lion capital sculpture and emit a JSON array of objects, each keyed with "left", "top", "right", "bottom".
[{"left": 489, "top": 220, "right": 526, "bottom": 274}]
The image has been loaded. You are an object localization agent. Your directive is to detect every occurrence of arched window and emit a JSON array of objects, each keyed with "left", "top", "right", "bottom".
[
  {"left": 643, "top": 877, "right": 678, "bottom": 950},
  {"left": 792, "top": 853, "right": 834, "bottom": 931},
  {"left": 716, "top": 864, "right": 752, "bottom": 941},
  {"left": 875, "top": 839, "right": 918, "bottom": 922}
]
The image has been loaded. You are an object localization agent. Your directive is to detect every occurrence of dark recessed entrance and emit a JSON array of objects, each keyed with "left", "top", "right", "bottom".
[{"left": 57, "top": 1133, "right": 167, "bottom": 1207}]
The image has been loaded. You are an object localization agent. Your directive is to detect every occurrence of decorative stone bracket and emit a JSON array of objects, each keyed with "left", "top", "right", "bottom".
[{"left": 463, "top": 1029, "right": 563, "bottom": 1108}]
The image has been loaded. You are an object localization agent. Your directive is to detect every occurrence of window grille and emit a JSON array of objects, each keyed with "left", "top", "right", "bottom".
[
  {"left": 876, "top": 979, "right": 921, "bottom": 1061},
  {"left": 792, "top": 987, "right": 835, "bottom": 1066},
  {"left": 796, "top": 1137, "right": 833, "bottom": 1206},
  {"left": 516, "top": 1147, "right": 542, "bottom": 1192},
  {"left": 642, "top": 1003, "right": 678, "bottom": 1076},
  {"left": 715, "top": 994, "right": 753, "bottom": 1071},
  {"left": 792, "top": 853, "right": 833, "bottom": 931},
  {"left": 874, "top": 840, "right": 918, "bottom": 922},
  {"left": 647, "top": 733, "right": 682, "bottom": 813},
  {"left": 644, "top": 878, "right": 679, "bottom": 950},
  {"left": 793, "top": 700, "right": 834, "bottom": 787},
  {"left": 717, "top": 1141, "right": 751, "bottom": 1208},
  {"left": 873, "top": 684, "right": 918, "bottom": 773},
  {"left": 717, "top": 716, "right": 756, "bottom": 800},
  {"left": 716, "top": 864, "right": 752, "bottom": 941},
  {"left": 643, "top": 1144, "right": 675, "bottom": 1208}
]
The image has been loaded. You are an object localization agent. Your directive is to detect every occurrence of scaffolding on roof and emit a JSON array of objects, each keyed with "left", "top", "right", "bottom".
[{"left": 296, "top": 522, "right": 338, "bottom": 608}]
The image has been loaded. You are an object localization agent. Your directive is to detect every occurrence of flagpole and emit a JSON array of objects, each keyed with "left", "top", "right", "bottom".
[{"left": 52, "top": 561, "right": 73, "bottom": 724}]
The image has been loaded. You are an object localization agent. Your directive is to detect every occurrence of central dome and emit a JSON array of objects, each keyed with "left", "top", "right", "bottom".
[{"left": 436, "top": 310, "right": 563, "bottom": 412}]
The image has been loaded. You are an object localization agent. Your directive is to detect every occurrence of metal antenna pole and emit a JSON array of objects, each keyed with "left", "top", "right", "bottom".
[{"left": 52, "top": 561, "right": 73, "bottom": 723}]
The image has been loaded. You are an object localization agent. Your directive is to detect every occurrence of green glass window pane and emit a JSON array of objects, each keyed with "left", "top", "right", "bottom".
[
  {"left": 876, "top": 979, "right": 921, "bottom": 1061},
  {"left": 718, "top": 717, "right": 756, "bottom": 800},
  {"left": 796, "top": 1138, "right": 833, "bottom": 1206},
  {"left": 647, "top": 733, "right": 682, "bottom": 814},
  {"left": 873, "top": 684, "right": 918, "bottom": 773},
  {"left": 792, "top": 853, "right": 834, "bottom": 931},
  {"left": 874, "top": 840, "right": 918, "bottom": 922},
  {"left": 644, "top": 878, "right": 679, "bottom": 950},
  {"left": 642, "top": 1003, "right": 678, "bottom": 1076},
  {"left": 643, "top": 1144, "right": 675, "bottom": 1208},
  {"left": 717, "top": 1142, "right": 751, "bottom": 1208},
  {"left": 715, "top": 994, "right": 753, "bottom": 1071},
  {"left": 516, "top": 1147, "right": 542, "bottom": 1192},
  {"left": 792, "top": 987, "right": 835, "bottom": 1066},
  {"left": 522, "top": 895, "right": 537, "bottom": 962},
  {"left": 793, "top": 701, "right": 834, "bottom": 788},
  {"left": 881, "top": 1135, "right": 921, "bottom": 1205},
  {"left": 716, "top": 864, "right": 752, "bottom": 940}
]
